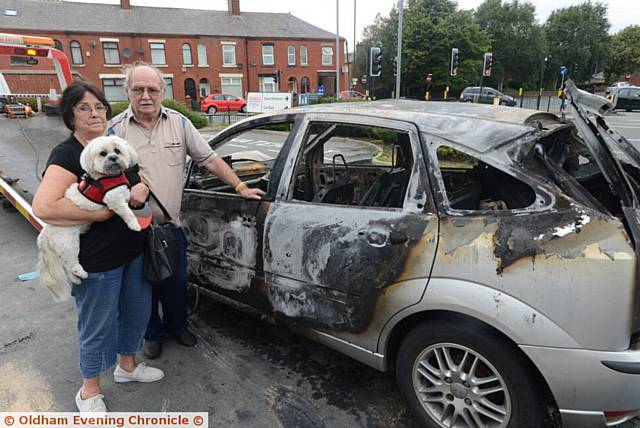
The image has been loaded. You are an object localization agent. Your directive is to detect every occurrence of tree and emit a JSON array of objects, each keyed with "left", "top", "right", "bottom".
[
  {"left": 359, "top": 0, "right": 491, "bottom": 98},
  {"left": 475, "top": 0, "right": 547, "bottom": 90},
  {"left": 544, "top": 2, "right": 610, "bottom": 85},
  {"left": 606, "top": 25, "right": 640, "bottom": 82}
]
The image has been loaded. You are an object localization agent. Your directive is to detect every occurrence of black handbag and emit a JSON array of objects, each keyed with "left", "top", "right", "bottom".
[{"left": 143, "top": 190, "right": 181, "bottom": 285}]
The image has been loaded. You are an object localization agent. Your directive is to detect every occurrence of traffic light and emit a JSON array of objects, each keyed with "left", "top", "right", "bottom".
[
  {"left": 369, "top": 47, "right": 382, "bottom": 77},
  {"left": 572, "top": 63, "right": 578, "bottom": 77},
  {"left": 483, "top": 52, "right": 493, "bottom": 77},
  {"left": 450, "top": 48, "right": 460, "bottom": 76},
  {"left": 392, "top": 56, "right": 397, "bottom": 77}
]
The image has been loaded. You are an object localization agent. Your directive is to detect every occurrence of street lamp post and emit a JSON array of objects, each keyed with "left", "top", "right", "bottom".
[
  {"left": 537, "top": 56, "right": 548, "bottom": 110},
  {"left": 395, "top": 0, "right": 404, "bottom": 99},
  {"left": 336, "top": 0, "right": 340, "bottom": 101}
]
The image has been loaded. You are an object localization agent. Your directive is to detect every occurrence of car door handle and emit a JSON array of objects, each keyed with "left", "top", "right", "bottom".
[{"left": 389, "top": 231, "right": 409, "bottom": 245}]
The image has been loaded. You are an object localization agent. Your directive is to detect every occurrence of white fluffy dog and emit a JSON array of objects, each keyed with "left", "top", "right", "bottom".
[{"left": 37, "top": 135, "right": 141, "bottom": 301}]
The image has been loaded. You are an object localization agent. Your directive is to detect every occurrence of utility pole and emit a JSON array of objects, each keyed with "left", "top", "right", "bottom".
[
  {"left": 353, "top": 0, "right": 356, "bottom": 90},
  {"left": 395, "top": 0, "right": 404, "bottom": 100},
  {"left": 336, "top": 0, "right": 340, "bottom": 100}
]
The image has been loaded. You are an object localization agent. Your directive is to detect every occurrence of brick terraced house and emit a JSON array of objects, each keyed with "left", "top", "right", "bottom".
[{"left": 0, "top": 0, "right": 348, "bottom": 103}]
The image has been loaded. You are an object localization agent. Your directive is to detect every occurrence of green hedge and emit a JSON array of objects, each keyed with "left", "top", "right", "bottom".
[
  {"left": 108, "top": 100, "right": 208, "bottom": 129},
  {"left": 309, "top": 96, "right": 368, "bottom": 105}
]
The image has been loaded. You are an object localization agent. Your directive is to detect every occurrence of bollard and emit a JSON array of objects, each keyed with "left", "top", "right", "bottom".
[
  {"left": 425, "top": 91, "right": 430, "bottom": 101},
  {"left": 519, "top": 88, "right": 524, "bottom": 108}
]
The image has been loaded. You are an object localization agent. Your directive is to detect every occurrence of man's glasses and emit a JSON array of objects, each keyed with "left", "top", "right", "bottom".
[
  {"left": 75, "top": 103, "right": 108, "bottom": 115},
  {"left": 129, "top": 86, "right": 162, "bottom": 97}
]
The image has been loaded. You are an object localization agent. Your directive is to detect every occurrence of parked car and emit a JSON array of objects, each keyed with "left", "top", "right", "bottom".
[
  {"left": 200, "top": 93, "right": 247, "bottom": 114},
  {"left": 339, "top": 90, "right": 367, "bottom": 100},
  {"left": 613, "top": 86, "right": 640, "bottom": 111},
  {"left": 460, "top": 86, "right": 516, "bottom": 106},
  {"left": 183, "top": 81, "right": 640, "bottom": 428},
  {"left": 606, "top": 81, "right": 631, "bottom": 98}
]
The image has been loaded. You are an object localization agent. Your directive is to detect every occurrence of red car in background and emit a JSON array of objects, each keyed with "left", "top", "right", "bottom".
[
  {"left": 201, "top": 94, "right": 247, "bottom": 114},
  {"left": 338, "top": 90, "right": 367, "bottom": 100}
]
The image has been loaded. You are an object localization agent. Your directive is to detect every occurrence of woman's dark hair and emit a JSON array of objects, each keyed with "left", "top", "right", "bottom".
[{"left": 60, "top": 80, "right": 112, "bottom": 131}]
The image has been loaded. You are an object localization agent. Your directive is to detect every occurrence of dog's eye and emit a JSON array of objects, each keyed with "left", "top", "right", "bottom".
[
  {"left": 114, "top": 148, "right": 121, "bottom": 155},
  {"left": 99, "top": 151, "right": 107, "bottom": 157}
]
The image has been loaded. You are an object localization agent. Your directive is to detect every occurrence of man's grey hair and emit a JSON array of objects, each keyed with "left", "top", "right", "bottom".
[{"left": 122, "top": 61, "right": 165, "bottom": 91}]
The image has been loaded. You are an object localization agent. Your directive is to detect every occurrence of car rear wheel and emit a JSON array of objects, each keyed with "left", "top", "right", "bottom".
[
  {"left": 208, "top": 106, "right": 217, "bottom": 114},
  {"left": 396, "top": 320, "right": 546, "bottom": 428},
  {"left": 240, "top": 105, "right": 247, "bottom": 113}
]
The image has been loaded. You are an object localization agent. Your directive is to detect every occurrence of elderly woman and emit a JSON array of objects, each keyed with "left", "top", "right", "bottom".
[{"left": 32, "top": 80, "right": 163, "bottom": 412}]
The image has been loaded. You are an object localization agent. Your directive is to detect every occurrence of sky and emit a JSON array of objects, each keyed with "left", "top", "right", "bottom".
[{"left": 65, "top": 0, "right": 638, "bottom": 52}]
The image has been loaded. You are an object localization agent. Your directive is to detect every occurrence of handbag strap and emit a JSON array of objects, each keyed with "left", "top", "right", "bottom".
[{"left": 148, "top": 189, "right": 173, "bottom": 222}]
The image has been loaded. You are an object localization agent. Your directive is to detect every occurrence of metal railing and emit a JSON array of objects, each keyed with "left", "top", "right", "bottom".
[{"left": 201, "top": 111, "right": 255, "bottom": 126}]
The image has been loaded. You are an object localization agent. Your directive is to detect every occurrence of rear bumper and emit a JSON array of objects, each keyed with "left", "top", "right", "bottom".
[{"left": 520, "top": 345, "right": 640, "bottom": 428}]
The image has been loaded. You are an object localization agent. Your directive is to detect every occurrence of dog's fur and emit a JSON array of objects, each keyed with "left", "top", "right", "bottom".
[{"left": 37, "top": 135, "right": 140, "bottom": 301}]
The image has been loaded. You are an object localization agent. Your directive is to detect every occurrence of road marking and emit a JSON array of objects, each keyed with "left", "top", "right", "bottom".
[
  {"left": 227, "top": 143, "right": 248, "bottom": 148},
  {"left": 609, "top": 126, "right": 640, "bottom": 129},
  {"left": 266, "top": 149, "right": 280, "bottom": 153}
]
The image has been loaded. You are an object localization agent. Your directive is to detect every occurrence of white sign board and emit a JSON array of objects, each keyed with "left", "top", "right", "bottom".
[
  {"left": 0, "top": 73, "right": 10, "bottom": 95},
  {"left": 247, "top": 92, "right": 292, "bottom": 113}
]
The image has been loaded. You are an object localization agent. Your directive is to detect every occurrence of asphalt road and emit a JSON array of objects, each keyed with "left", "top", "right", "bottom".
[{"left": 605, "top": 111, "right": 640, "bottom": 149}]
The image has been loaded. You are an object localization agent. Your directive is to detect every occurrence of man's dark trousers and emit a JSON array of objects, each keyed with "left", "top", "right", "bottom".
[{"left": 145, "top": 227, "right": 189, "bottom": 340}]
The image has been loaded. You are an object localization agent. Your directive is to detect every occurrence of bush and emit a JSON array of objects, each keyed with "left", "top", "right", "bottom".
[
  {"left": 108, "top": 100, "right": 208, "bottom": 129},
  {"left": 16, "top": 97, "right": 40, "bottom": 111},
  {"left": 310, "top": 96, "right": 368, "bottom": 105}
]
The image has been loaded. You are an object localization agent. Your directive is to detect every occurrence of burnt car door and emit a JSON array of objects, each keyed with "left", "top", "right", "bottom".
[
  {"left": 262, "top": 114, "right": 438, "bottom": 333},
  {"left": 181, "top": 115, "right": 298, "bottom": 311}
]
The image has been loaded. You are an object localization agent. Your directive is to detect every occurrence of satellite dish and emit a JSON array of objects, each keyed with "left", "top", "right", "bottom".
[{"left": 123, "top": 47, "right": 132, "bottom": 58}]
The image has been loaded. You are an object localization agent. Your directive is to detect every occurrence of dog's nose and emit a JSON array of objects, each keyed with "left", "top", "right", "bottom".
[{"left": 108, "top": 155, "right": 118, "bottom": 162}]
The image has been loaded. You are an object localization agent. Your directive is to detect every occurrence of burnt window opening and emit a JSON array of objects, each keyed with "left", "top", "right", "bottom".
[
  {"left": 437, "top": 145, "right": 536, "bottom": 210},
  {"left": 186, "top": 122, "right": 294, "bottom": 195},
  {"left": 290, "top": 123, "right": 413, "bottom": 208}
]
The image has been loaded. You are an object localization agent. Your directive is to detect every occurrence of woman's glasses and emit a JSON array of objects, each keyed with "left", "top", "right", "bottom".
[{"left": 75, "top": 103, "right": 108, "bottom": 115}]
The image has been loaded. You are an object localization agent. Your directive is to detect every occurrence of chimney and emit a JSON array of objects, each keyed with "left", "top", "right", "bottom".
[
  {"left": 227, "top": 0, "right": 240, "bottom": 16},
  {"left": 120, "top": 0, "right": 131, "bottom": 9}
]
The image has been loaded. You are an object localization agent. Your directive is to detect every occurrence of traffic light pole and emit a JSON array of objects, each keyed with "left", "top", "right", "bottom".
[{"left": 395, "top": 0, "right": 404, "bottom": 100}]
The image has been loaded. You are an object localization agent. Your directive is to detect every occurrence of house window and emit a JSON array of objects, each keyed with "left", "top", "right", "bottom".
[
  {"left": 197, "top": 44, "right": 208, "bottom": 66},
  {"left": 53, "top": 39, "right": 63, "bottom": 52},
  {"left": 221, "top": 77, "right": 242, "bottom": 98},
  {"left": 102, "top": 78, "right": 126, "bottom": 101},
  {"left": 222, "top": 44, "right": 236, "bottom": 66},
  {"left": 163, "top": 77, "right": 174, "bottom": 100},
  {"left": 262, "top": 44, "right": 274, "bottom": 66},
  {"left": 102, "top": 41, "right": 120, "bottom": 65},
  {"left": 322, "top": 47, "right": 333, "bottom": 66},
  {"left": 288, "top": 77, "right": 297, "bottom": 94},
  {"left": 182, "top": 43, "right": 193, "bottom": 65},
  {"left": 259, "top": 76, "right": 277, "bottom": 93},
  {"left": 199, "top": 78, "right": 211, "bottom": 97},
  {"left": 70, "top": 41, "right": 83, "bottom": 65},
  {"left": 149, "top": 42, "right": 166, "bottom": 65},
  {"left": 288, "top": 46, "right": 296, "bottom": 66},
  {"left": 301, "top": 76, "right": 310, "bottom": 93},
  {"left": 300, "top": 46, "right": 308, "bottom": 65}
]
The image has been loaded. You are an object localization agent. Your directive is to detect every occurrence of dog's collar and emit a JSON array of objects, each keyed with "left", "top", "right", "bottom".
[{"left": 78, "top": 173, "right": 129, "bottom": 205}]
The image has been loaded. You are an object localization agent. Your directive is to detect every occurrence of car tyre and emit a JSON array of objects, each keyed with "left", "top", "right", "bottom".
[
  {"left": 396, "top": 319, "right": 547, "bottom": 428},
  {"left": 207, "top": 106, "right": 217, "bottom": 114},
  {"left": 240, "top": 105, "right": 247, "bottom": 113},
  {"left": 626, "top": 108, "right": 632, "bottom": 112}
]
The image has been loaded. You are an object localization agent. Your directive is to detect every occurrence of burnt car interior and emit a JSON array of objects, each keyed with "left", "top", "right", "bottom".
[
  {"left": 289, "top": 122, "right": 413, "bottom": 208},
  {"left": 436, "top": 145, "right": 536, "bottom": 210},
  {"left": 535, "top": 123, "right": 640, "bottom": 219},
  {"left": 186, "top": 122, "right": 294, "bottom": 194}
]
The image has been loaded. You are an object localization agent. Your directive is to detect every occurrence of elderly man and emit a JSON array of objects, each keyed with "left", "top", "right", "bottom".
[{"left": 108, "top": 62, "right": 264, "bottom": 359}]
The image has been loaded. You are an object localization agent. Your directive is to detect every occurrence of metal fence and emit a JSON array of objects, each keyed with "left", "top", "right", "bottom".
[{"left": 201, "top": 111, "right": 254, "bottom": 126}]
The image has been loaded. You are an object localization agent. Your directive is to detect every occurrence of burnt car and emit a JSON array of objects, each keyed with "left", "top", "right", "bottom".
[{"left": 181, "top": 83, "right": 640, "bottom": 428}]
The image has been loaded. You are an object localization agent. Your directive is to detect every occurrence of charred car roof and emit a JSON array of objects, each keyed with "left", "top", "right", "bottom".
[{"left": 257, "top": 100, "right": 561, "bottom": 154}]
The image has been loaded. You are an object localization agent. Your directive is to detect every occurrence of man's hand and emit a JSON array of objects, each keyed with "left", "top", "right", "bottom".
[
  {"left": 129, "top": 182, "right": 149, "bottom": 208},
  {"left": 239, "top": 186, "right": 265, "bottom": 200}
]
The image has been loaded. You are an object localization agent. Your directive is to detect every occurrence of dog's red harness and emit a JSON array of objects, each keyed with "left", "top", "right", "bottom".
[{"left": 78, "top": 174, "right": 129, "bottom": 205}]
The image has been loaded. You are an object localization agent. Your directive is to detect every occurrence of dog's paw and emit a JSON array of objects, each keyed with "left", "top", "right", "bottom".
[
  {"left": 127, "top": 220, "right": 142, "bottom": 232},
  {"left": 71, "top": 264, "right": 88, "bottom": 281}
]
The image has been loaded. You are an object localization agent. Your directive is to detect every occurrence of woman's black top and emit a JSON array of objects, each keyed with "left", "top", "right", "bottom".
[{"left": 45, "top": 134, "right": 146, "bottom": 272}]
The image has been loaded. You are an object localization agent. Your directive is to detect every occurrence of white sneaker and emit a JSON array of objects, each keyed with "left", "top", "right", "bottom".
[
  {"left": 114, "top": 362, "right": 164, "bottom": 383},
  {"left": 75, "top": 388, "right": 107, "bottom": 412}
]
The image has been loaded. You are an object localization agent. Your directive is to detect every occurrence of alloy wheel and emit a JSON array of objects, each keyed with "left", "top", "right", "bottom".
[{"left": 412, "top": 342, "right": 511, "bottom": 428}]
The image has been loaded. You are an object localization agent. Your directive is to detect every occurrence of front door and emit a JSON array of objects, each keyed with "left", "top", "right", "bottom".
[
  {"left": 263, "top": 114, "right": 438, "bottom": 333},
  {"left": 181, "top": 117, "right": 297, "bottom": 310}
]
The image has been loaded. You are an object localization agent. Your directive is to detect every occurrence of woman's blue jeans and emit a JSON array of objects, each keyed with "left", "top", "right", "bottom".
[{"left": 71, "top": 254, "right": 152, "bottom": 379}]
